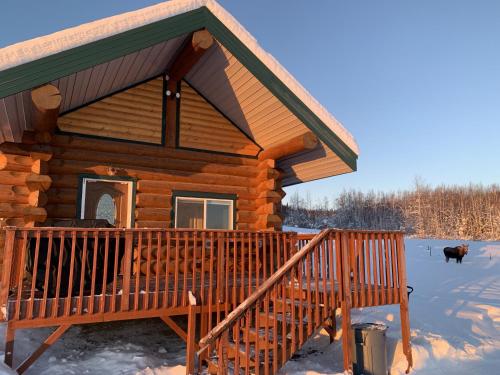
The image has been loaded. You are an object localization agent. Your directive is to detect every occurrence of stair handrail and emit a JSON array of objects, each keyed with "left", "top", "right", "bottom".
[{"left": 197, "top": 228, "right": 332, "bottom": 349}]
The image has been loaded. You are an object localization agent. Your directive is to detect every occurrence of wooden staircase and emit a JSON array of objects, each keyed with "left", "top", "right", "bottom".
[
  {"left": 190, "top": 229, "right": 413, "bottom": 375},
  {"left": 193, "top": 230, "right": 343, "bottom": 374}
]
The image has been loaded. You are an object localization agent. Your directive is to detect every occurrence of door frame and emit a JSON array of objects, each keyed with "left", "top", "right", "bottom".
[{"left": 77, "top": 174, "right": 137, "bottom": 228}]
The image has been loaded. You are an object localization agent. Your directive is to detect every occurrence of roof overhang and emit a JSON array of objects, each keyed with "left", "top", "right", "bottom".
[{"left": 0, "top": 0, "right": 359, "bottom": 186}]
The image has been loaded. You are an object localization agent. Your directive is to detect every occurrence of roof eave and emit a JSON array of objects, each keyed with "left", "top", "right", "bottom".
[{"left": 0, "top": 6, "right": 357, "bottom": 171}]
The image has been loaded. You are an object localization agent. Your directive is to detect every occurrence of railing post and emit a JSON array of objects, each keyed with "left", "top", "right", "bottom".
[
  {"left": 121, "top": 230, "right": 133, "bottom": 312},
  {"left": 396, "top": 234, "right": 413, "bottom": 373},
  {"left": 186, "top": 291, "right": 199, "bottom": 375},
  {"left": 340, "top": 232, "right": 353, "bottom": 373},
  {"left": 0, "top": 227, "right": 16, "bottom": 321}
]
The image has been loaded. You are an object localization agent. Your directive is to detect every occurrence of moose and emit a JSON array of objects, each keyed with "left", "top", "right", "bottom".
[{"left": 443, "top": 244, "right": 469, "bottom": 263}]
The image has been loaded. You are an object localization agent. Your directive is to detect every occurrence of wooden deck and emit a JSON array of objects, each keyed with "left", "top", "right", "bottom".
[{"left": 0, "top": 228, "right": 413, "bottom": 374}]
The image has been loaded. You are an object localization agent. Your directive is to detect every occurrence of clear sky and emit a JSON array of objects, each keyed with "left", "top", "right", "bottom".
[{"left": 1, "top": 1, "right": 499, "bottom": 205}]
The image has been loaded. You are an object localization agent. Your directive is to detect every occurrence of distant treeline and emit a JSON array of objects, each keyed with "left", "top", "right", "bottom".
[{"left": 283, "top": 183, "right": 500, "bottom": 241}]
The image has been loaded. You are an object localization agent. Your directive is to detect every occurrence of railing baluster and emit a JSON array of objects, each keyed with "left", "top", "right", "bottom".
[
  {"left": 378, "top": 233, "right": 385, "bottom": 305},
  {"left": 135, "top": 231, "right": 142, "bottom": 310},
  {"left": 89, "top": 230, "right": 98, "bottom": 315},
  {"left": 163, "top": 231, "right": 171, "bottom": 308},
  {"left": 384, "top": 234, "right": 392, "bottom": 304},
  {"left": 208, "top": 232, "right": 214, "bottom": 332},
  {"left": 371, "top": 233, "right": 379, "bottom": 306},
  {"left": 111, "top": 232, "right": 119, "bottom": 313},
  {"left": 27, "top": 230, "right": 41, "bottom": 320},
  {"left": 53, "top": 230, "right": 65, "bottom": 318},
  {"left": 328, "top": 233, "right": 336, "bottom": 312},
  {"left": 77, "top": 231, "right": 88, "bottom": 315},
  {"left": 225, "top": 233, "right": 230, "bottom": 317},
  {"left": 171, "top": 231, "right": 177, "bottom": 308},
  {"left": 306, "top": 252, "right": 312, "bottom": 336},
  {"left": 99, "top": 231, "right": 110, "bottom": 314},
  {"left": 216, "top": 233, "right": 222, "bottom": 325},
  {"left": 264, "top": 292, "right": 270, "bottom": 375},
  {"left": 40, "top": 230, "right": 53, "bottom": 319},
  {"left": 182, "top": 232, "right": 189, "bottom": 307},
  {"left": 313, "top": 244, "right": 320, "bottom": 327},
  {"left": 297, "top": 257, "right": 304, "bottom": 347},
  {"left": 154, "top": 231, "right": 161, "bottom": 309},
  {"left": 391, "top": 233, "right": 399, "bottom": 304},
  {"left": 121, "top": 231, "right": 133, "bottom": 312},
  {"left": 349, "top": 232, "right": 358, "bottom": 308}
]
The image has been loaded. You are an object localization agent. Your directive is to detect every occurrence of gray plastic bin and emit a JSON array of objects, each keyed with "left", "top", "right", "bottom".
[{"left": 351, "top": 323, "right": 388, "bottom": 375}]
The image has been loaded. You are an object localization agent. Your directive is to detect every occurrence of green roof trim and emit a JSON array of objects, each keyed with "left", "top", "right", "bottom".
[{"left": 0, "top": 6, "right": 357, "bottom": 171}]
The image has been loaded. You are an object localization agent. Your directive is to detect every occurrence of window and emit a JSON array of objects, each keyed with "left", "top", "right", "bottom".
[
  {"left": 174, "top": 195, "right": 234, "bottom": 230},
  {"left": 79, "top": 176, "right": 135, "bottom": 228}
]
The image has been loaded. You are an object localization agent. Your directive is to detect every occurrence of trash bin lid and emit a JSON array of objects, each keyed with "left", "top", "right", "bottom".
[{"left": 352, "top": 323, "right": 387, "bottom": 332}]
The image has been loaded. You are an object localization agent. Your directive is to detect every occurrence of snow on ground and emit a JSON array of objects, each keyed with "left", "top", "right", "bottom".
[
  {"left": 281, "top": 238, "right": 500, "bottom": 375},
  {"left": 0, "top": 238, "right": 499, "bottom": 374}
]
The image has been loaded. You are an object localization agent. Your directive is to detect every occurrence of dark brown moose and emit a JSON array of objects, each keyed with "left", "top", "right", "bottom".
[{"left": 443, "top": 244, "right": 469, "bottom": 263}]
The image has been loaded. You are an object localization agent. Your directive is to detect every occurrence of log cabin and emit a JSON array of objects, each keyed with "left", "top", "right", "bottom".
[{"left": 0, "top": 1, "right": 412, "bottom": 374}]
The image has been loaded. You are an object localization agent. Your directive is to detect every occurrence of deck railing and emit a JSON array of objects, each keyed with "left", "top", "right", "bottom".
[
  {"left": 195, "top": 229, "right": 412, "bottom": 374},
  {"left": 0, "top": 227, "right": 297, "bottom": 327},
  {"left": 0, "top": 227, "right": 412, "bottom": 374}
]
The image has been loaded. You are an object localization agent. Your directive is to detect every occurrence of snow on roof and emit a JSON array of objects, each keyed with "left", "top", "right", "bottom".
[{"left": 0, "top": 0, "right": 359, "bottom": 155}]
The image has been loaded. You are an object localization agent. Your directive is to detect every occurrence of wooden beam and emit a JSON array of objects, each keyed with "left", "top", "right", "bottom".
[
  {"left": 169, "top": 30, "right": 214, "bottom": 81},
  {"left": 31, "top": 84, "right": 62, "bottom": 135},
  {"left": 16, "top": 324, "right": 71, "bottom": 374},
  {"left": 258, "top": 132, "right": 318, "bottom": 161}
]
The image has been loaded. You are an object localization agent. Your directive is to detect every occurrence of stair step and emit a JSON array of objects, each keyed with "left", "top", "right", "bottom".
[
  {"left": 227, "top": 343, "right": 257, "bottom": 368},
  {"left": 258, "top": 312, "right": 310, "bottom": 327}
]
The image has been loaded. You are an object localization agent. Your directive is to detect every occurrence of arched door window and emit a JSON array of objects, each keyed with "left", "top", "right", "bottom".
[{"left": 95, "top": 193, "right": 116, "bottom": 225}]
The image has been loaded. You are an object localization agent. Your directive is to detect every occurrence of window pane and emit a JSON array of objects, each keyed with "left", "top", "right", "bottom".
[
  {"left": 96, "top": 193, "right": 116, "bottom": 225},
  {"left": 206, "top": 200, "right": 231, "bottom": 229},
  {"left": 176, "top": 199, "right": 204, "bottom": 229}
]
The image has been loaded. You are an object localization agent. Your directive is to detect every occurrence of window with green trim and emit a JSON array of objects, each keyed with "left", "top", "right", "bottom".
[{"left": 174, "top": 196, "right": 234, "bottom": 230}]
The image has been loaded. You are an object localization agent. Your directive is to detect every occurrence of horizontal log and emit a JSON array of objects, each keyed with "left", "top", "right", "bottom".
[
  {"left": 137, "top": 180, "right": 256, "bottom": 199},
  {"left": 257, "top": 179, "right": 276, "bottom": 192},
  {"left": 258, "top": 190, "right": 282, "bottom": 200},
  {"left": 0, "top": 185, "right": 30, "bottom": 202},
  {"left": 0, "top": 171, "right": 30, "bottom": 186},
  {"left": 256, "top": 202, "right": 277, "bottom": 215},
  {"left": 49, "top": 134, "right": 259, "bottom": 167},
  {"left": 25, "top": 174, "right": 52, "bottom": 192},
  {"left": 0, "top": 204, "right": 46, "bottom": 222},
  {"left": 50, "top": 147, "right": 257, "bottom": 178},
  {"left": 258, "top": 132, "right": 317, "bottom": 161},
  {"left": 257, "top": 168, "right": 280, "bottom": 182},
  {"left": 45, "top": 204, "right": 76, "bottom": 219},
  {"left": 0, "top": 141, "right": 51, "bottom": 161},
  {"left": 48, "top": 160, "right": 253, "bottom": 188},
  {"left": 236, "top": 211, "right": 258, "bottom": 223},
  {"left": 46, "top": 188, "right": 78, "bottom": 204},
  {"left": 135, "top": 193, "right": 172, "bottom": 208},
  {"left": 135, "top": 220, "right": 170, "bottom": 229},
  {"left": 135, "top": 208, "right": 170, "bottom": 221},
  {"left": 0, "top": 153, "right": 33, "bottom": 172}
]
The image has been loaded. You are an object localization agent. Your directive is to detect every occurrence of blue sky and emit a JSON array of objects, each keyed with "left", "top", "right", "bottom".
[{"left": 1, "top": 1, "right": 499, "bottom": 205}]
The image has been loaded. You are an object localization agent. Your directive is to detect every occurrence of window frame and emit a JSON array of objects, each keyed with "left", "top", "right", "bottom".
[
  {"left": 172, "top": 191, "right": 236, "bottom": 230},
  {"left": 77, "top": 174, "right": 137, "bottom": 228}
]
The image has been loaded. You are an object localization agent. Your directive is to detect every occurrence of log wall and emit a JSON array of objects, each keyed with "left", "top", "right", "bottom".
[{"left": 0, "top": 75, "right": 285, "bottom": 274}]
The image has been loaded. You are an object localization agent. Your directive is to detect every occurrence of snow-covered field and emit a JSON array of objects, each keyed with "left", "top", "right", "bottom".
[{"left": 0, "top": 238, "right": 498, "bottom": 374}]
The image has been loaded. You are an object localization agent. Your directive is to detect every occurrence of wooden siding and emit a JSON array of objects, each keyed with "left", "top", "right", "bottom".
[
  {"left": 57, "top": 78, "right": 164, "bottom": 144},
  {"left": 178, "top": 81, "right": 260, "bottom": 156}
]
